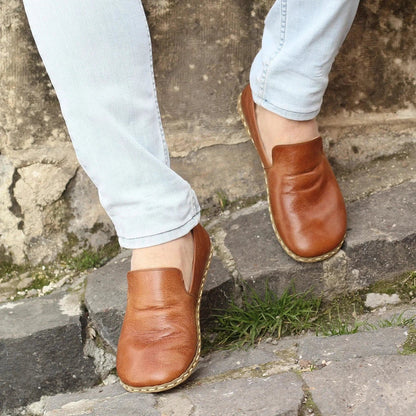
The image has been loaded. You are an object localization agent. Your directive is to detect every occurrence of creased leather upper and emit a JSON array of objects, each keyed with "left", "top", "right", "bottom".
[
  {"left": 116, "top": 224, "right": 211, "bottom": 388},
  {"left": 241, "top": 85, "right": 347, "bottom": 258}
]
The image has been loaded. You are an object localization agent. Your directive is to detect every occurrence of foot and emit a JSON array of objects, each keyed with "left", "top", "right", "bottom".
[
  {"left": 131, "top": 232, "right": 194, "bottom": 291},
  {"left": 117, "top": 224, "right": 212, "bottom": 393},
  {"left": 255, "top": 105, "right": 320, "bottom": 166},
  {"left": 239, "top": 85, "right": 347, "bottom": 262}
]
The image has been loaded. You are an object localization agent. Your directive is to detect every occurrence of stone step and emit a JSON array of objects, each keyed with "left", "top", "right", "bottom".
[
  {"left": 221, "top": 179, "right": 416, "bottom": 299},
  {"left": 19, "top": 325, "right": 416, "bottom": 416},
  {"left": 0, "top": 291, "right": 99, "bottom": 412},
  {"left": 0, "top": 250, "right": 234, "bottom": 414},
  {"left": 1, "top": 161, "right": 415, "bottom": 414},
  {"left": 84, "top": 178, "right": 416, "bottom": 353},
  {"left": 171, "top": 121, "right": 416, "bottom": 207}
]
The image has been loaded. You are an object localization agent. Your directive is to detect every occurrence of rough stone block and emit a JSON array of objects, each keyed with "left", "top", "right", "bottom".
[
  {"left": 0, "top": 292, "right": 98, "bottom": 412},
  {"left": 31, "top": 370, "right": 303, "bottom": 416},
  {"left": 200, "top": 256, "right": 235, "bottom": 324},
  {"left": 224, "top": 181, "right": 416, "bottom": 297},
  {"left": 344, "top": 180, "right": 416, "bottom": 286},
  {"left": 365, "top": 293, "right": 401, "bottom": 309},
  {"left": 298, "top": 327, "right": 408, "bottom": 364},
  {"left": 302, "top": 355, "right": 416, "bottom": 416},
  {"left": 176, "top": 372, "right": 304, "bottom": 416},
  {"left": 84, "top": 251, "right": 130, "bottom": 351},
  {"left": 194, "top": 341, "right": 294, "bottom": 380},
  {"left": 223, "top": 205, "right": 325, "bottom": 295},
  {"left": 171, "top": 141, "right": 265, "bottom": 204},
  {"left": 39, "top": 384, "right": 158, "bottom": 416}
]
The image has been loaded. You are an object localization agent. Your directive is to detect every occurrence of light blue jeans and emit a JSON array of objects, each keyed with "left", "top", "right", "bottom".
[{"left": 22, "top": 0, "right": 359, "bottom": 249}]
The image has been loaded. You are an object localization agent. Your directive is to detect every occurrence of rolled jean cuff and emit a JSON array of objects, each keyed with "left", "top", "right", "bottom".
[
  {"left": 251, "top": 89, "right": 321, "bottom": 121},
  {"left": 118, "top": 211, "right": 201, "bottom": 249}
]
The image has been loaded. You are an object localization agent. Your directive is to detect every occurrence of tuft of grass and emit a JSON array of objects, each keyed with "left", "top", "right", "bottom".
[
  {"left": 204, "top": 273, "right": 416, "bottom": 352},
  {"left": 211, "top": 284, "right": 321, "bottom": 348},
  {"left": 319, "top": 319, "right": 364, "bottom": 336},
  {"left": 215, "top": 189, "right": 230, "bottom": 211},
  {"left": 26, "top": 273, "right": 52, "bottom": 291},
  {"left": 317, "top": 303, "right": 365, "bottom": 336},
  {"left": 373, "top": 312, "right": 416, "bottom": 329}
]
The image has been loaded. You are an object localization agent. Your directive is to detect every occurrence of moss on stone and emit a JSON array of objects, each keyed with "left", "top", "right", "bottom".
[
  {"left": 3, "top": 236, "right": 120, "bottom": 301},
  {"left": 401, "top": 326, "right": 416, "bottom": 355},
  {"left": 0, "top": 262, "right": 28, "bottom": 282},
  {"left": 299, "top": 386, "right": 323, "bottom": 416},
  {"left": 60, "top": 237, "right": 120, "bottom": 272}
]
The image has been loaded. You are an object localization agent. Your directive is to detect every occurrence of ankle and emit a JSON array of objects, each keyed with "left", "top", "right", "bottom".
[
  {"left": 255, "top": 105, "right": 320, "bottom": 164},
  {"left": 130, "top": 232, "right": 194, "bottom": 291}
]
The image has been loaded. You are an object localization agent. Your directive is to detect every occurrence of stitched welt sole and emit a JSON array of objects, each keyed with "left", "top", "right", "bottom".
[
  {"left": 120, "top": 247, "right": 214, "bottom": 393},
  {"left": 237, "top": 92, "right": 344, "bottom": 263}
]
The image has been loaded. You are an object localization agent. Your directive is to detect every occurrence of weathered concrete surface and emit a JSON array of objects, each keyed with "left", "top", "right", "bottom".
[
  {"left": 148, "top": 0, "right": 416, "bottom": 155},
  {"left": 26, "top": 366, "right": 305, "bottom": 416},
  {"left": 195, "top": 339, "right": 297, "bottom": 380},
  {"left": 39, "top": 384, "right": 158, "bottom": 416},
  {"left": 224, "top": 180, "right": 416, "bottom": 297},
  {"left": 0, "top": 291, "right": 99, "bottom": 411},
  {"left": 0, "top": 1, "right": 116, "bottom": 265},
  {"left": 170, "top": 141, "right": 265, "bottom": 208},
  {"left": 171, "top": 373, "right": 304, "bottom": 416},
  {"left": 322, "top": 0, "right": 416, "bottom": 118},
  {"left": 303, "top": 355, "right": 416, "bottom": 416},
  {"left": 298, "top": 327, "right": 408, "bottom": 364},
  {"left": 17, "top": 307, "right": 416, "bottom": 416}
]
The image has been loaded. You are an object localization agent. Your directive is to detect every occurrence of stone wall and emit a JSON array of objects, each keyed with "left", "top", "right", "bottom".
[{"left": 1, "top": 0, "right": 415, "bottom": 265}]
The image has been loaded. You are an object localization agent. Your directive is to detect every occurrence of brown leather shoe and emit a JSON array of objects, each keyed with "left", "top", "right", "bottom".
[
  {"left": 238, "top": 85, "right": 347, "bottom": 262},
  {"left": 116, "top": 224, "right": 212, "bottom": 393}
]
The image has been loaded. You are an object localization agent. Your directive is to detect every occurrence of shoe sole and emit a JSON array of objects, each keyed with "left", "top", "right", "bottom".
[
  {"left": 237, "top": 91, "right": 345, "bottom": 263},
  {"left": 120, "top": 245, "right": 213, "bottom": 393}
]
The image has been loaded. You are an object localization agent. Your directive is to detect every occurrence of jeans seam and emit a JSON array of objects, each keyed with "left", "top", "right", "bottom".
[
  {"left": 140, "top": 2, "right": 170, "bottom": 166},
  {"left": 258, "top": 0, "right": 287, "bottom": 101}
]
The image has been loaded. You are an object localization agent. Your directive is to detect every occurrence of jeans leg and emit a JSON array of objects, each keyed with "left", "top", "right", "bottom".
[
  {"left": 22, "top": 0, "right": 200, "bottom": 248},
  {"left": 250, "top": 0, "right": 360, "bottom": 120}
]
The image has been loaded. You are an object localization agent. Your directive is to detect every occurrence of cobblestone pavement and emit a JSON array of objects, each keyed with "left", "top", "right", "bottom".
[{"left": 15, "top": 320, "right": 416, "bottom": 416}]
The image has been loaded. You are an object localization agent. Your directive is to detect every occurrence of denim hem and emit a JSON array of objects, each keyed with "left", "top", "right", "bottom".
[
  {"left": 252, "top": 90, "right": 320, "bottom": 121},
  {"left": 118, "top": 212, "right": 201, "bottom": 249}
]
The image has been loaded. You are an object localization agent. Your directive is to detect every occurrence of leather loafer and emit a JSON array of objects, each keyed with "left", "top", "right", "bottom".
[
  {"left": 116, "top": 224, "right": 212, "bottom": 393},
  {"left": 238, "top": 85, "right": 347, "bottom": 262}
]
